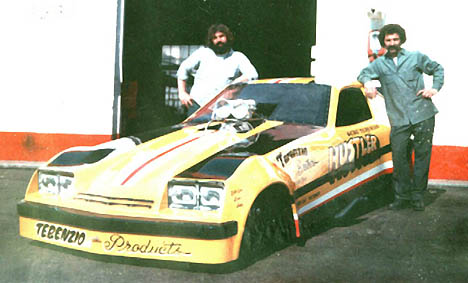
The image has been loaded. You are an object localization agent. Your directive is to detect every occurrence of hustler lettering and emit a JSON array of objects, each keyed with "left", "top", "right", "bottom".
[
  {"left": 104, "top": 234, "right": 191, "bottom": 256},
  {"left": 328, "top": 135, "right": 380, "bottom": 182},
  {"left": 35, "top": 222, "right": 86, "bottom": 246}
]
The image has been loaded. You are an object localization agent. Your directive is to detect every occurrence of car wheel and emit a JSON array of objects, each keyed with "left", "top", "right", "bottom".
[{"left": 239, "top": 189, "right": 295, "bottom": 263}]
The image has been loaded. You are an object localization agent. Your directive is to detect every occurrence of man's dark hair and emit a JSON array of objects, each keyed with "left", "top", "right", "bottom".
[
  {"left": 378, "top": 24, "right": 406, "bottom": 46},
  {"left": 205, "top": 23, "right": 234, "bottom": 46}
]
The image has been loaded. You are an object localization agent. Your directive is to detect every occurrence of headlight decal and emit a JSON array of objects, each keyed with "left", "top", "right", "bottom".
[
  {"left": 168, "top": 180, "right": 225, "bottom": 211},
  {"left": 168, "top": 184, "right": 198, "bottom": 209},
  {"left": 38, "top": 170, "right": 75, "bottom": 197},
  {"left": 38, "top": 173, "right": 60, "bottom": 195},
  {"left": 200, "top": 185, "right": 225, "bottom": 210}
]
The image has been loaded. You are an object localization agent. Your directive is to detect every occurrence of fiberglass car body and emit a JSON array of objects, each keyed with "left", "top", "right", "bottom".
[{"left": 18, "top": 77, "right": 393, "bottom": 268}]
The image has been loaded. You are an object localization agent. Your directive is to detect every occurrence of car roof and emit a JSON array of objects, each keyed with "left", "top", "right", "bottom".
[
  {"left": 250, "top": 78, "right": 365, "bottom": 91},
  {"left": 249, "top": 77, "right": 316, "bottom": 85}
]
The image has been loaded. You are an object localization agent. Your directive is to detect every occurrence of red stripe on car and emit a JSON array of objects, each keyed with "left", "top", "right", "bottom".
[{"left": 121, "top": 136, "right": 201, "bottom": 186}]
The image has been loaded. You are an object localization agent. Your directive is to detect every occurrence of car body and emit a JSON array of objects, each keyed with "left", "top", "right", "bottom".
[{"left": 18, "top": 77, "right": 393, "bottom": 268}]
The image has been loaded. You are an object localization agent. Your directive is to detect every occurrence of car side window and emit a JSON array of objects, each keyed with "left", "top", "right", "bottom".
[{"left": 335, "top": 88, "right": 372, "bottom": 127}]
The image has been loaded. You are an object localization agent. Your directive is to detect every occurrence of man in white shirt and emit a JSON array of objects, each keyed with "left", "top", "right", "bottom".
[{"left": 177, "top": 24, "right": 258, "bottom": 116}]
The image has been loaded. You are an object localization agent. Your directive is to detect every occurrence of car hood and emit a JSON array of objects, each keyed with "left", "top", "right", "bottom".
[{"left": 33, "top": 120, "right": 323, "bottom": 215}]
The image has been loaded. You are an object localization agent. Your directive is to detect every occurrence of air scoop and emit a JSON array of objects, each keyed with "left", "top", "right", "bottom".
[
  {"left": 211, "top": 98, "right": 256, "bottom": 121},
  {"left": 206, "top": 98, "right": 259, "bottom": 147}
]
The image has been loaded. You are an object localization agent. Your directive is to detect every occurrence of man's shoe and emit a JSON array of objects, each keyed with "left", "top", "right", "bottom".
[
  {"left": 388, "top": 199, "right": 409, "bottom": 210},
  {"left": 412, "top": 200, "right": 425, "bottom": 211}
]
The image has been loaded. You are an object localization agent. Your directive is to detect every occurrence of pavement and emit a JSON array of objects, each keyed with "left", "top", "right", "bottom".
[
  {"left": 0, "top": 161, "right": 45, "bottom": 169},
  {"left": 1, "top": 166, "right": 468, "bottom": 282}
]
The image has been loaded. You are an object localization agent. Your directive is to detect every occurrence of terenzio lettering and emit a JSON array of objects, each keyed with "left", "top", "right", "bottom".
[
  {"left": 35, "top": 222, "right": 86, "bottom": 245},
  {"left": 104, "top": 234, "right": 191, "bottom": 256}
]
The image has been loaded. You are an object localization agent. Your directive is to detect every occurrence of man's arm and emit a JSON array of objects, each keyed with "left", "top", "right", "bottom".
[
  {"left": 234, "top": 53, "right": 258, "bottom": 84},
  {"left": 357, "top": 63, "right": 380, "bottom": 99},
  {"left": 176, "top": 48, "right": 205, "bottom": 107},
  {"left": 231, "top": 74, "right": 254, "bottom": 84},
  {"left": 416, "top": 52, "right": 444, "bottom": 98},
  {"left": 177, "top": 79, "right": 193, "bottom": 107}
]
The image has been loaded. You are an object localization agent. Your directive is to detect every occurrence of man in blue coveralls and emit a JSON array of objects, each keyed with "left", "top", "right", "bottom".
[{"left": 357, "top": 24, "right": 444, "bottom": 211}]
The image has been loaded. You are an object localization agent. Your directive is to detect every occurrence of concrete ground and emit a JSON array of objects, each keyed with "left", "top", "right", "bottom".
[{"left": 1, "top": 168, "right": 467, "bottom": 282}]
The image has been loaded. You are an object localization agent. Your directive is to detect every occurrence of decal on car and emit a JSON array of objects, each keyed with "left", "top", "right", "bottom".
[
  {"left": 329, "top": 134, "right": 380, "bottom": 173},
  {"left": 297, "top": 160, "right": 393, "bottom": 215},
  {"left": 276, "top": 147, "right": 308, "bottom": 167},
  {"left": 103, "top": 234, "right": 191, "bottom": 256},
  {"left": 346, "top": 125, "right": 380, "bottom": 136},
  {"left": 293, "top": 139, "right": 391, "bottom": 199},
  {"left": 49, "top": 149, "right": 114, "bottom": 166},
  {"left": 35, "top": 222, "right": 87, "bottom": 246},
  {"left": 119, "top": 135, "right": 203, "bottom": 186}
]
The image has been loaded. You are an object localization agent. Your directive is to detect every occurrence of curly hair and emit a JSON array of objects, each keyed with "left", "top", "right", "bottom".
[
  {"left": 205, "top": 24, "right": 234, "bottom": 46},
  {"left": 378, "top": 24, "right": 406, "bottom": 46}
]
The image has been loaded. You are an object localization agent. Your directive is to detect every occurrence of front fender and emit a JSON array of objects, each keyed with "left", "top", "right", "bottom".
[{"left": 223, "top": 155, "right": 295, "bottom": 257}]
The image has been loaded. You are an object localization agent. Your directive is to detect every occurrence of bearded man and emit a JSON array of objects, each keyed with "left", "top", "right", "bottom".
[
  {"left": 177, "top": 24, "right": 258, "bottom": 116},
  {"left": 357, "top": 24, "right": 444, "bottom": 211}
]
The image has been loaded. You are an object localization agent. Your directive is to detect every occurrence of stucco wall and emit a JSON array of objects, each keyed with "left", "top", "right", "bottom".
[
  {"left": 0, "top": 0, "right": 119, "bottom": 135},
  {"left": 0, "top": 0, "right": 120, "bottom": 161},
  {"left": 313, "top": 0, "right": 467, "bottom": 147}
]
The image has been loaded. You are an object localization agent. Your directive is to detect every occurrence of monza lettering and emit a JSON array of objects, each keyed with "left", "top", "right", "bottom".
[
  {"left": 328, "top": 134, "right": 380, "bottom": 183},
  {"left": 103, "top": 234, "right": 191, "bottom": 256},
  {"left": 35, "top": 222, "right": 86, "bottom": 245}
]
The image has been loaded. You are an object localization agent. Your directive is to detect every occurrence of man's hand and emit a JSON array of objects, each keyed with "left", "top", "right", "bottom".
[
  {"left": 417, "top": 88, "right": 438, "bottom": 98},
  {"left": 364, "top": 81, "right": 378, "bottom": 99},
  {"left": 231, "top": 75, "right": 250, "bottom": 85},
  {"left": 178, "top": 90, "right": 193, "bottom": 107},
  {"left": 177, "top": 79, "right": 193, "bottom": 107}
]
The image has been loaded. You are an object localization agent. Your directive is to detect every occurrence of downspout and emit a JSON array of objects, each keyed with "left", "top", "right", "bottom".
[{"left": 112, "top": 0, "right": 125, "bottom": 139}]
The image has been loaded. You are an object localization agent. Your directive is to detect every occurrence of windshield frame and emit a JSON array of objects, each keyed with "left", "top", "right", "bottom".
[{"left": 184, "top": 82, "right": 331, "bottom": 127}]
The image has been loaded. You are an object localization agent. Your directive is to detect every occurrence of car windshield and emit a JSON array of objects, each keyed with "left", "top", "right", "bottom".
[{"left": 185, "top": 82, "right": 331, "bottom": 126}]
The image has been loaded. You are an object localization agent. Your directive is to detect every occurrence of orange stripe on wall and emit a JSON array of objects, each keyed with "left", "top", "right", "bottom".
[
  {"left": 429, "top": 145, "right": 468, "bottom": 181},
  {"left": 0, "top": 132, "right": 112, "bottom": 162},
  {"left": 0, "top": 132, "right": 467, "bottom": 181}
]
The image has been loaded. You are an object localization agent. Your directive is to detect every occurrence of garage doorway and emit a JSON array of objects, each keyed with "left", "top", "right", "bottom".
[{"left": 121, "top": 0, "right": 317, "bottom": 136}]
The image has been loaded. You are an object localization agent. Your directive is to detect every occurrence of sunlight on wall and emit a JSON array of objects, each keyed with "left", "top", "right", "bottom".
[
  {"left": 314, "top": 0, "right": 467, "bottom": 146},
  {"left": 0, "top": 0, "right": 118, "bottom": 135}
]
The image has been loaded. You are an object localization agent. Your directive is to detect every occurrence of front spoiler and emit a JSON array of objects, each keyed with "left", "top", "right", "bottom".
[
  {"left": 17, "top": 200, "right": 240, "bottom": 265},
  {"left": 17, "top": 200, "right": 237, "bottom": 240}
]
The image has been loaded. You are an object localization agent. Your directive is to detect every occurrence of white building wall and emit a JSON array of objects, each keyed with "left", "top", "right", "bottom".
[
  {"left": 313, "top": 0, "right": 467, "bottom": 147},
  {"left": 0, "top": 0, "right": 119, "bottom": 135}
]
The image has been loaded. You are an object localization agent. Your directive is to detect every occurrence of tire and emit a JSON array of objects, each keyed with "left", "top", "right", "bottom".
[{"left": 238, "top": 189, "right": 295, "bottom": 263}]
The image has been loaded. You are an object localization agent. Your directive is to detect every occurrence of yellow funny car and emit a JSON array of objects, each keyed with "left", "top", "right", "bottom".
[{"left": 17, "top": 78, "right": 393, "bottom": 270}]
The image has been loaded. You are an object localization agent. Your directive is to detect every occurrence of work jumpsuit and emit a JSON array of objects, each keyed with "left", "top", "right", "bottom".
[{"left": 358, "top": 48, "right": 444, "bottom": 201}]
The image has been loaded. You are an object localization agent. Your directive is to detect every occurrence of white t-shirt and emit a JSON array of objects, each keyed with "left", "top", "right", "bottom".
[{"left": 177, "top": 47, "right": 258, "bottom": 106}]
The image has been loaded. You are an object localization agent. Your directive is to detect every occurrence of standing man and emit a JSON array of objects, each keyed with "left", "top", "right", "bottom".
[
  {"left": 357, "top": 24, "right": 444, "bottom": 211},
  {"left": 177, "top": 23, "right": 258, "bottom": 116}
]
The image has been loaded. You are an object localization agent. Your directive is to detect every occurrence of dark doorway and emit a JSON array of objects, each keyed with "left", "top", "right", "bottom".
[{"left": 121, "top": 0, "right": 317, "bottom": 136}]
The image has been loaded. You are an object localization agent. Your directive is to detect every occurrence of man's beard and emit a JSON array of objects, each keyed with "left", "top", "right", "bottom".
[
  {"left": 386, "top": 45, "right": 401, "bottom": 54},
  {"left": 210, "top": 42, "right": 232, "bottom": 54}
]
